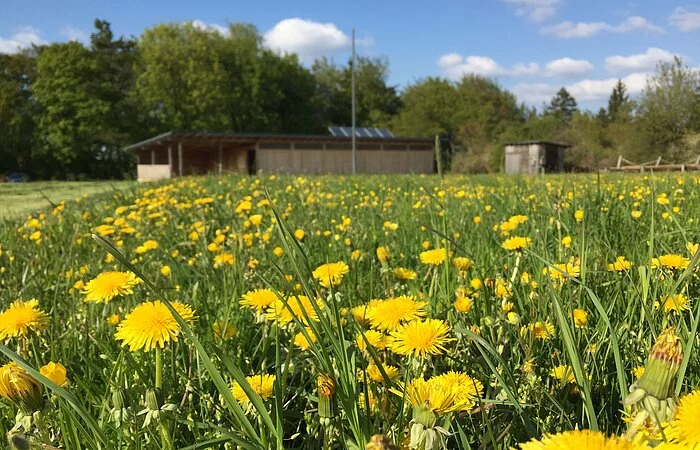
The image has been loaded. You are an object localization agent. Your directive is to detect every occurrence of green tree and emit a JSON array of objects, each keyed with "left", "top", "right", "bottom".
[
  {"left": 0, "top": 52, "right": 36, "bottom": 174},
  {"left": 545, "top": 87, "right": 578, "bottom": 124},
  {"left": 607, "top": 79, "right": 630, "bottom": 121},
  {"left": 391, "top": 77, "right": 459, "bottom": 138},
  {"left": 636, "top": 57, "right": 700, "bottom": 160},
  {"left": 32, "top": 41, "right": 108, "bottom": 175}
]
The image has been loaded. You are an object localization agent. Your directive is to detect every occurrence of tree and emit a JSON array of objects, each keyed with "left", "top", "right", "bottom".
[
  {"left": 32, "top": 41, "right": 108, "bottom": 175},
  {"left": 545, "top": 87, "right": 578, "bottom": 124},
  {"left": 636, "top": 57, "right": 700, "bottom": 160},
  {"left": 607, "top": 79, "right": 629, "bottom": 121},
  {"left": 0, "top": 52, "right": 36, "bottom": 174},
  {"left": 391, "top": 77, "right": 460, "bottom": 138}
]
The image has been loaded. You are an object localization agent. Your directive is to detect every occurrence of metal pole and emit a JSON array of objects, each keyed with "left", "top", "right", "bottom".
[{"left": 351, "top": 28, "right": 356, "bottom": 175}]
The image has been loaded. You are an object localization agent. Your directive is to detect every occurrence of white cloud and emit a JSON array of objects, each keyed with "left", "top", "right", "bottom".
[
  {"left": 263, "top": 18, "right": 369, "bottom": 62},
  {"left": 605, "top": 47, "right": 677, "bottom": 73},
  {"left": 437, "top": 53, "right": 540, "bottom": 79},
  {"left": 669, "top": 6, "right": 700, "bottom": 32},
  {"left": 191, "top": 20, "right": 228, "bottom": 35},
  {"left": 512, "top": 72, "right": 650, "bottom": 104},
  {"left": 0, "top": 27, "right": 45, "bottom": 54},
  {"left": 503, "top": 0, "right": 562, "bottom": 22},
  {"left": 540, "top": 16, "right": 664, "bottom": 38},
  {"left": 545, "top": 57, "right": 594, "bottom": 76},
  {"left": 60, "top": 26, "right": 89, "bottom": 43}
]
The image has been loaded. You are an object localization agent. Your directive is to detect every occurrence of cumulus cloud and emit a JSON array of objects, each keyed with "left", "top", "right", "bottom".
[
  {"left": 503, "top": 0, "right": 562, "bottom": 22},
  {"left": 605, "top": 47, "right": 677, "bottom": 73},
  {"left": 191, "top": 20, "right": 228, "bottom": 35},
  {"left": 263, "top": 18, "right": 369, "bottom": 62},
  {"left": 0, "top": 27, "right": 46, "bottom": 54},
  {"left": 512, "top": 72, "right": 650, "bottom": 104},
  {"left": 540, "top": 16, "right": 664, "bottom": 38},
  {"left": 669, "top": 6, "right": 700, "bottom": 32},
  {"left": 60, "top": 26, "right": 89, "bottom": 43},
  {"left": 437, "top": 53, "right": 540, "bottom": 79},
  {"left": 545, "top": 57, "right": 594, "bottom": 76}
]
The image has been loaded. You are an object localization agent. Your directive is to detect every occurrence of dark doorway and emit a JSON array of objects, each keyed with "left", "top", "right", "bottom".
[{"left": 247, "top": 148, "right": 256, "bottom": 175}]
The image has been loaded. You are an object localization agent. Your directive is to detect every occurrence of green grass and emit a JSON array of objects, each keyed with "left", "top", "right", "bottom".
[
  {"left": 0, "top": 173, "right": 697, "bottom": 449},
  {"left": 0, "top": 180, "right": 134, "bottom": 220}
]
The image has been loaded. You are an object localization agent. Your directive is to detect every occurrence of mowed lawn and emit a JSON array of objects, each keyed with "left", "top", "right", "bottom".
[{"left": 0, "top": 180, "right": 135, "bottom": 220}]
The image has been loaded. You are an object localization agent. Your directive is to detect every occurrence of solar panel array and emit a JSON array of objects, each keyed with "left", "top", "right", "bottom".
[{"left": 328, "top": 126, "right": 394, "bottom": 139}]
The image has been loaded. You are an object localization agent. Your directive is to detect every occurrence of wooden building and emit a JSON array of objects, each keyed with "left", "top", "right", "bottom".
[
  {"left": 504, "top": 140, "right": 569, "bottom": 175},
  {"left": 124, "top": 130, "right": 435, "bottom": 181}
]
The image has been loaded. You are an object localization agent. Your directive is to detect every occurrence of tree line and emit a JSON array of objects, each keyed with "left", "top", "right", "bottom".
[{"left": 1, "top": 19, "right": 699, "bottom": 178}]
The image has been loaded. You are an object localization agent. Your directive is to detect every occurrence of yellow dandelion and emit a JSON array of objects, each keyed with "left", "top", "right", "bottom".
[
  {"left": 356, "top": 329, "right": 388, "bottom": 352},
  {"left": 0, "top": 362, "right": 43, "bottom": 408},
  {"left": 230, "top": 374, "right": 276, "bottom": 404},
  {"left": 521, "top": 321, "right": 555, "bottom": 340},
  {"left": 502, "top": 236, "right": 531, "bottom": 251},
  {"left": 240, "top": 289, "right": 279, "bottom": 312},
  {"left": 0, "top": 299, "right": 48, "bottom": 340},
  {"left": 114, "top": 300, "right": 195, "bottom": 352},
  {"left": 544, "top": 263, "right": 580, "bottom": 281},
  {"left": 106, "top": 313, "right": 121, "bottom": 326},
  {"left": 520, "top": 430, "right": 646, "bottom": 450},
  {"left": 666, "top": 388, "right": 700, "bottom": 446},
  {"left": 433, "top": 371, "right": 483, "bottom": 408},
  {"left": 573, "top": 309, "right": 588, "bottom": 328},
  {"left": 651, "top": 254, "right": 690, "bottom": 270},
  {"left": 82, "top": 271, "right": 141, "bottom": 303},
  {"left": 293, "top": 327, "right": 317, "bottom": 350},
  {"left": 376, "top": 246, "right": 389, "bottom": 263},
  {"left": 265, "top": 295, "right": 321, "bottom": 326},
  {"left": 657, "top": 294, "right": 690, "bottom": 313},
  {"left": 453, "top": 256, "right": 474, "bottom": 271},
  {"left": 607, "top": 256, "right": 632, "bottom": 272},
  {"left": 550, "top": 365, "right": 576, "bottom": 385},
  {"left": 388, "top": 318, "right": 453, "bottom": 358},
  {"left": 312, "top": 261, "right": 350, "bottom": 288},
  {"left": 420, "top": 248, "right": 447, "bottom": 266},
  {"left": 632, "top": 366, "right": 645, "bottom": 380},
  {"left": 393, "top": 267, "right": 417, "bottom": 281},
  {"left": 212, "top": 321, "right": 236, "bottom": 340},
  {"left": 39, "top": 362, "right": 67, "bottom": 386},
  {"left": 365, "top": 295, "right": 427, "bottom": 331},
  {"left": 363, "top": 363, "right": 400, "bottom": 383},
  {"left": 454, "top": 295, "right": 473, "bottom": 314}
]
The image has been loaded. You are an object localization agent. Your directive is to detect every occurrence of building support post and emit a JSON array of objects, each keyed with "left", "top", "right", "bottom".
[
  {"left": 218, "top": 141, "right": 223, "bottom": 175},
  {"left": 178, "top": 142, "right": 183, "bottom": 177},
  {"left": 151, "top": 149, "right": 155, "bottom": 165},
  {"left": 167, "top": 145, "right": 173, "bottom": 177}
]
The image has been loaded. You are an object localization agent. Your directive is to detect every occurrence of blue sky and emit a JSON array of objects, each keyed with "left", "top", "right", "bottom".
[{"left": 2, "top": 0, "right": 699, "bottom": 110}]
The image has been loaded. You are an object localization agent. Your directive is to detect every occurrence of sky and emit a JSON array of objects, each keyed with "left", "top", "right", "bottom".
[{"left": 1, "top": 0, "right": 699, "bottom": 110}]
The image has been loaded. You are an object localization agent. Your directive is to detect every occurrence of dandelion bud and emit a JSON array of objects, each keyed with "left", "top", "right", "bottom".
[
  {"left": 365, "top": 434, "right": 399, "bottom": 450},
  {"left": 145, "top": 388, "right": 163, "bottom": 411},
  {"left": 317, "top": 374, "right": 336, "bottom": 421},
  {"left": 111, "top": 387, "right": 128, "bottom": 410},
  {"left": 637, "top": 328, "right": 682, "bottom": 399},
  {"left": 0, "top": 362, "right": 44, "bottom": 414}
]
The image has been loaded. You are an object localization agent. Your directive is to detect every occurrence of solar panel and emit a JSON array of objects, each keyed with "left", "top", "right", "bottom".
[{"left": 327, "top": 126, "right": 394, "bottom": 139}]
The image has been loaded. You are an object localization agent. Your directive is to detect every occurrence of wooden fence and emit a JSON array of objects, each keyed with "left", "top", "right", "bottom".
[{"left": 608, "top": 155, "right": 700, "bottom": 172}]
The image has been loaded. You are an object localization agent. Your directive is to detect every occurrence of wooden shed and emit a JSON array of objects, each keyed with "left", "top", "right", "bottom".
[
  {"left": 124, "top": 130, "right": 435, "bottom": 181},
  {"left": 504, "top": 140, "right": 569, "bottom": 175}
]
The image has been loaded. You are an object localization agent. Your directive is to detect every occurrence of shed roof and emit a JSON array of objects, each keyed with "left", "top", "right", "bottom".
[
  {"left": 124, "top": 130, "right": 434, "bottom": 152},
  {"left": 504, "top": 140, "right": 571, "bottom": 148}
]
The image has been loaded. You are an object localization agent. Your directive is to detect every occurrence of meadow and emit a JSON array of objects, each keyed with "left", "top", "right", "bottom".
[{"left": 0, "top": 173, "right": 698, "bottom": 450}]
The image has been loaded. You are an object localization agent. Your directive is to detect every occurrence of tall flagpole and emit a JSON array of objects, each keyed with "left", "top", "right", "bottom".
[{"left": 351, "top": 28, "right": 356, "bottom": 175}]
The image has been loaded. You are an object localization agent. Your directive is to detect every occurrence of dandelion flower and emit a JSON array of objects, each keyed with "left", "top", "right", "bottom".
[
  {"left": 355, "top": 329, "right": 388, "bottom": 352},
  {"left": 502, "top": 236, "right": 531, "bottom": 251},
  {"left": 607, "top": 256, "right": 632, "bottom": 272},
  {"left": 388, "top": 318, "right": 453, "bottom": 358},
  {"left": 363, "top": 363, "right": 400, "bottom": 383},
  {"left": 666, "top": 388, "right": 700, "bottom": 446},
  {"left": 293, "top": 328, "right": 317, "bottom": 350},
  {"left": 212, "top": 321, "right": 236, "bottom": 340},
  {"left": 240, "top": 289, "right": 279, "bottom": 312},
  {"left": 433, "top": 371, "right": 483, "bottom": 408},
  {"left": 230, "top": 374, "right": 276, "bottom": 404},
  {"left": 454, "top": 295, "right": 473, "bottom": 313},
  {"left": 312, "top": 261, "right": 349, "bottom": 288},
  {"left": 544, "top": 263, "right": 580, "bottom": 281},
  {"left": 520, "top": 430, "right": 645, "bottom": 450},
  {"left": 453, "top": 256, "right": 473, "bottom": 271},
  {"left": 365, "top": 295, "right": 427, "bottom": 331},
  {"left": 400, "top": 378, "right": 458, "bottom": 415},
  {"left": 657, "top": 294, "right": 690, "bottom": 313},
  {"left": 573, "top": 309, "right": 588, "bottom": 328},
  {"left": 0, "top": 362, "right": 44, "bottom": 411},
  {"left": 265, "top": 295, "right": 321, "bottom": 326},
  {"left": 393, "top": 267, "right": 417, "bottom": 281},
  {"left": 651, "top": 254, "right": 690, "bottom": 270},
  {"left": 521, "top": 321, "right": 555, "bottom": 340},
  {"left": 550, "top": 365, "right": 576, "bottom": 385},
  {"left": 82, "top": 271, "right": 140, "bottom": 303},
  {"left": 420, "top": 248, "right": 447, "bottom": 266},
  {"left": 40, "top": 362, "right": 67, "bottom": 386},
  {"left": 115, "top": 300, "right": 195, "bottom": 352},
  {"left": 376, "top": 246, "right": 389, "bottom": 263},
  {"left": 0, "top": 299, "right": 48, "bottom": 340}
]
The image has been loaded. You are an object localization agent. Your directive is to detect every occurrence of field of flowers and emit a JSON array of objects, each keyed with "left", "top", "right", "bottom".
[{"left": 0, "top": 173, "right": 698, "bottom": 450}]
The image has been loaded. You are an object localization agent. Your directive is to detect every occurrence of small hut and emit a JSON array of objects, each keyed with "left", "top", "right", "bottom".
[{"left": 504, "top": 141, "right": 569, "bottom": 175}]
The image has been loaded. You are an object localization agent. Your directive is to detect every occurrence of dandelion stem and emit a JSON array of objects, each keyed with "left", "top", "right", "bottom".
[{"left": 155, "top": 346, "right": 163, "bottom": 389}]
